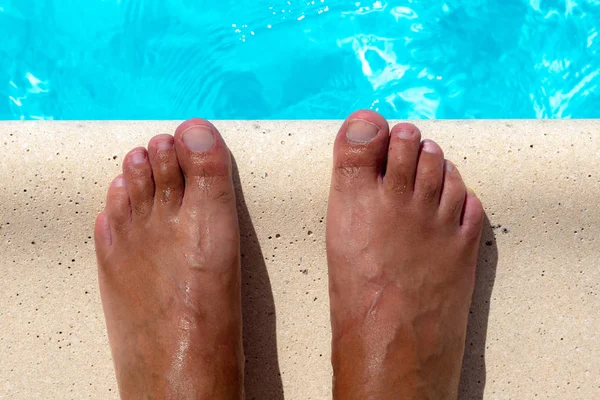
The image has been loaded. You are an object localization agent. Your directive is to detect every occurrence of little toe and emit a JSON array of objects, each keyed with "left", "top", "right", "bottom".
[
  {"left": 461, "top": 189, "right": 485, "bottom": 240},
  {"left": 332, "top": 110, "right": 390, "bottom": 192},
  {"left": 94, "top": 211, "right": 112, "bottom": 259},
  {"left": 384, "top": 123, "right": 422, "bottom": 196},
  {"left": 438, "top": 160, "right": 467, "bottom": 224},
  {"left": 413, "top": 140, "right": 445, "bottom": 206},
  {"left": 105, "top": 175, "right": 131, "bottom": 233},
  {"left": 147, "top": 134, "right": 184, "bottom": 210},
  {"left": 122, "top": 147, "right": 155, "bottom": 218},
  {"left": 173, "top": 119, "right": 236, "bottom": 208}
]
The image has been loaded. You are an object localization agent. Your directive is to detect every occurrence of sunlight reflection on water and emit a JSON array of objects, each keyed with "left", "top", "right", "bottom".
[{"left": 1, "top": 0, "right": 599, "bottom": 119}]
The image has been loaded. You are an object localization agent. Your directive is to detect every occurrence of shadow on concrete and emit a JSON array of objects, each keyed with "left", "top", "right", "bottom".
[
  {"left": 459, "top": 215, "right": 499, "bottom": 400},
  {"left": 232, "top": 157, "right": 284, "bottom": 400}
]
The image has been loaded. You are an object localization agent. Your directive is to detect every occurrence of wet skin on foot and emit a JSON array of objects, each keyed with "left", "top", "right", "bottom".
[
  {"left": 94, "top": 113, "right": 484, "bottom": 400},
  {"left": 326, "top": 110, "right": 484, "bottom": 400},
  {"left": 94, "top": 119, "right": 244, "bottom": 399}
]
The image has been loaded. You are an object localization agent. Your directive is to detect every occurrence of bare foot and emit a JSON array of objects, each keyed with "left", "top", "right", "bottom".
[
  {"left": 94, "top": 119, "right": 244, "bottom": 399},
  {"left": 326, "top": 111, "right": 484, "bottom": 399}
]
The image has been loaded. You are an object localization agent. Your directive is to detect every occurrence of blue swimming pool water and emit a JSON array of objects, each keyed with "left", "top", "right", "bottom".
[{"left": 1, "top": 1, "right": 599, "bottom": 120}]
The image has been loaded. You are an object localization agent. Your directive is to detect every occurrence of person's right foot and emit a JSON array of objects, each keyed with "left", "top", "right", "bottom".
[
  {"left": 94, "top": 119, "right": 244, "bottom": 399},
  {"left": 326, "top": 111, "right": 484, "bottom": 399}
]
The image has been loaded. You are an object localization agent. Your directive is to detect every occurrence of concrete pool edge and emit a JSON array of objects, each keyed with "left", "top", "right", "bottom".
[{"left": 1, "top": 120, "right": 599, "bottom": 399}]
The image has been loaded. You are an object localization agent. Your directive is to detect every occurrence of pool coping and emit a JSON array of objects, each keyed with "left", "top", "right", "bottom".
[{"left": 1, "top": 120, "right": 599, "bottom": 399}]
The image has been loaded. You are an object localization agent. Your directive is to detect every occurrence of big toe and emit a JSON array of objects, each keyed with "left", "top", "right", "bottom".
[
  {"left": 174, "top": 119, "right": 236, "bottom": 210},
  {"left": 331, "top": 110, "right": 390, "bottom": 193}
]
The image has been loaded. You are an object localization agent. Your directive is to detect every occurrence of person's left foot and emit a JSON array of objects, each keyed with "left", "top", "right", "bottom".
[
  {"left": 326, "top": 111, "right": 484, "bottom": 399},
  {"left": 94, "top": 119, "right": 244, "bottom": 399}
]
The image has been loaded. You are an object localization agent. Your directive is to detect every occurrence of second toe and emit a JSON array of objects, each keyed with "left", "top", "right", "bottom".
[
  {"left": 384, "top": 123, "right": 422, "bottom": 196},
  {"left": 148, "top": 134, "right": 184, "bottom": 211}
]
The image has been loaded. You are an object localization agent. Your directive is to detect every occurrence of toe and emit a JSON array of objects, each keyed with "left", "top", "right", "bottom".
[
  {"left": 173, "top": 119, "right": 236, "bottom": 207},
  {"left": 413, "top": 140, "right": 445, "bottom": 206},
  {"left": 94, "top": 211, "right": 112, "bottom": 257},
  {"left": 461, "top": 189, "right": 485, "bottom": 240},
  {"left": 332, "top": 110, "right": 390, "bottom": 192},
  {"left": 106, "top": 175, "right": 131, "bottom": 233},
  {"left": 148, "top": 134, "right": 184, "bottom": 210},
  {"left": 383, "top": 123, "right": 422, "bottom": 195},
  {"left": 438, "top": 160, "right": 467, "bottom": 223},
  {"left": 122, "top": 147, "right": 155, "bottom": 218}
]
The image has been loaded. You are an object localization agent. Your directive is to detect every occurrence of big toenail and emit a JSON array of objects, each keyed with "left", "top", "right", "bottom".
[
  {"left": 422, "top": 140, "right": 440, "bottom": 153},
  {"left": 183, "top": 126, "right": 215, "bottom": 152},
  {"left": 396, "top": 128, "right": 415, "bottom": 139},
  {"left": 131, "top": 151, "right": 146, "bottom": 164},
  {"left": 347, "top": 120, "right": 379, "bottom": 143},
  {"left": 113, "top": 177, "right": 125, "bottom": 187}
]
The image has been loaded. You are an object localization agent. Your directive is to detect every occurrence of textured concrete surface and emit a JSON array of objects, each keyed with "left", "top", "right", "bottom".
[{"left": 0, "top": 120, "right": 599, "bottom": 399}]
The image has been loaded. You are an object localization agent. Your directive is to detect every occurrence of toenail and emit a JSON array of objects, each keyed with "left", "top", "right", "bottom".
[
  {"left": 157, "top": 140, "right": 173, "bottom": 151},
  {"left": 131, "top": 151, "right": 146, "bottom": 164},
  {"left": 445, "top": 160, "right": 455, "bottom": 172},
  {"left": 113, "top": 177, "right": 125, "bottom": 187},
  {"left": 422, "top": 140, "right": 440, "bottom": 154},
  {"left": 467, "top": 186, "right": 477, "bottom": 197},
  {"left": 183, "top": 126, "right": 215, "bottom": 152},
  {"left": 346, "top": 119, "right": 379, "bottom": 143},
  {"left": 395, "top": 127, "right": 415, "bottom": 139}
]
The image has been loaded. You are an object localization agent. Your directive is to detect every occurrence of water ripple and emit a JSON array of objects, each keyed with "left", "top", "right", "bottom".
[{"left": 0, "top": 0, "right": 599, "bottom": 119}]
